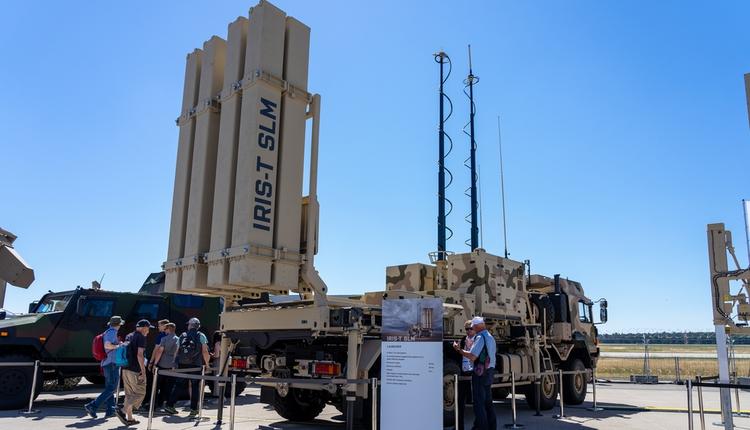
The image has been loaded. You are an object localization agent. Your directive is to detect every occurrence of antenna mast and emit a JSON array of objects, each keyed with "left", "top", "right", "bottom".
[
  {"left": 497, "top": 116, "right": 509, "bottom": 258},
  {"left": 464, "top": 45, "right": 480, "bottom": 251},
  {"left": 434, "top": 51, "right": 453, "bottom": 261}
]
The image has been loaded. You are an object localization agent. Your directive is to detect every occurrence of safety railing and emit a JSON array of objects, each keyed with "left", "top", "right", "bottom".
[
  {"left": 685, "top": 377, "right": 750, "bottom": 430},
  {"left": 5, "top": 360, "right": 598, "bottom": 430},
  {"left": 148, "top": 365, "right": 377, "bottom": 430},
  {"left": 450, "top": 368, "right": 596, "bottom": 429}
]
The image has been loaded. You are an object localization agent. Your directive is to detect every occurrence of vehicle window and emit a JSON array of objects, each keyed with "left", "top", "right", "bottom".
[
  {"left": 134, "top": 302, "right": 161, "bottom": 320},
  {"left": 36, "top": 294, "right": 75, "bottom": 313},
  {"left": 578, "top": 301, "right": 592, "bottom": 323},
  {"left": 171, "top": 294, "right": 204, "bottom": 309},
  {"left": 79, "top": 299, "right": 115, "bottom": 318}
]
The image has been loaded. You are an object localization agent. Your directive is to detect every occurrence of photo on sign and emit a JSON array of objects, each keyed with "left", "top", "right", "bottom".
[{"left": 382, "top": 298, "right": 443, "bottom": 342}]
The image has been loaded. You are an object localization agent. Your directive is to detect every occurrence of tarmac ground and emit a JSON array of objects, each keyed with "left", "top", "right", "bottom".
[{"left": 2, "top": 381, "right": 750, "bottom": 429}]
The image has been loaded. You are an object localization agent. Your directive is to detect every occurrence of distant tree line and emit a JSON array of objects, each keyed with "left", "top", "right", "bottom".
[{"left": 600, "top": 332, "right": 750, "bottom": 344}]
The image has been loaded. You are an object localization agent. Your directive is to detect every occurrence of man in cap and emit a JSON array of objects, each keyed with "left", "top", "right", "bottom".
[
  {"left": 453, "top": 316, "right": 497, "bottom": 430},
  {"left": 84, "top": 316, "right": 123, "bottom": 418},
  {"left": 150, "top": 322, "right": 179, "bottom": 414},
  {"left": 116, "top": 319, "right": 153, "bottom": 426},
  {"left": 169, "top": 317, "right": 210, "bottom": 418}
]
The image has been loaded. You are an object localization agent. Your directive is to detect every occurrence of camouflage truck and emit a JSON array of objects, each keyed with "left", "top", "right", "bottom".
[
  {"left": 218, "top": 249, "right": 607, "bottom": 425},
  {"left": 0, "top": 272, "right": 223, "bottom": 410}
]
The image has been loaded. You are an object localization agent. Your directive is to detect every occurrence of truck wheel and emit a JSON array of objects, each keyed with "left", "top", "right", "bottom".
[
  {"left": 0, "top": 354, "right": 42, "bottom": 410},
  {"left": 443, "top": 360, "right": 461, "bottom": 426},
  {"left": 272, "top": 387, "right": 326, "bottom": 421},
  {"left": 524, "top": 372, "right": 557, "bottom": 410},
  {"left": 492, "top": 387, "right": 509, "bottom": 400},
  {"left": 85, "top": 375, "right": 105, "bottom": 386},
  {"left": 563, "top": 359, "right": 587, "bottom": 405}
]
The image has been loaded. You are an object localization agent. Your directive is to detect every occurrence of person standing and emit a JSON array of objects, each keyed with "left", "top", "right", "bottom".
[
  {"left": 454, "top": 316, "right": 496, "bottom": 430},
  {"left": 116, "top": 319, "right": 153, "bottom": 426},
  {"left": 155, "top": 319, "right": 170, "bottom": 345},
  {"left": 150, "top": 322, "right": 179, "bottom": 414},
  {"left": 169, "top": 317, "right": 210, "bottom": 419},
  {"left": 456, "top": 320, "right": 475, "bottom": 430},
  {"left": 84, "top": 316, "right": 123, "bottom": 419}
]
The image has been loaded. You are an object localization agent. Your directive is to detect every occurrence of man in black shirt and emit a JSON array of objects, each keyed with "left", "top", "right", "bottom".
[{"left": 116, "top": 319, "right": 153, "bottom": 426}]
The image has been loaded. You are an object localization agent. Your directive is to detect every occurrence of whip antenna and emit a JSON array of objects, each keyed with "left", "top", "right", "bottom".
[
  {"left": 463, "top": 45, "right": 480, "bottom": 251},
  {"left": 497, "top": 116, "right": 509, "bottom": 258}
]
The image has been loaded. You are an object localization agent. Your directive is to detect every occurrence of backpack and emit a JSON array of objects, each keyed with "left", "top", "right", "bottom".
[
  {"left": 92, "top": 333, "right": 107, "bottom": 361},
  {"left": 114, "top": 342, "right": 130, "bottom": 367},
  {"left": 473, "top": 331, "right": 491, "bottom": 377},
  {"left": 177, "top": 330, "right": 202, "bottom": 365}
]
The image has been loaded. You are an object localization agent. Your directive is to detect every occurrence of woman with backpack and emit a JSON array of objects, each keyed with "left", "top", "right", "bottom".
[
  {"left": 167, "top": 317, "right": 210, "bottom": 419},
  {"left": 84, "top": 316, "right": 123, "bottom": 419}
]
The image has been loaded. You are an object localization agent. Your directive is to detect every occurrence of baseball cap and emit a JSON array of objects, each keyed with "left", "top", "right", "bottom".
[
  {"left": 188, "top": 317, "right": 201, "bottom": 327},
  {"left": 471, "top": 316, "right": 485, "bottom": 327},
  {"left": 136, "top": 319, "right": 155, "bottom": 329},
  {"left": 109, "top": 316, "right": 124, "bottom": 326}
]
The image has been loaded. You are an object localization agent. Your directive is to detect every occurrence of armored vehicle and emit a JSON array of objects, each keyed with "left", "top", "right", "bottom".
[{"left": 0, "top": 273, "right": 223, "bottom": 410}]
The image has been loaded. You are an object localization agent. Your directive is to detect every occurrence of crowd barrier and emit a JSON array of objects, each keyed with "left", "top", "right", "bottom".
[
  {"left": 2, "top": 360, "right": 599, "bottom": 430},
  {"left": 685, "top": 377, "right": 750, "bottom": 430}
]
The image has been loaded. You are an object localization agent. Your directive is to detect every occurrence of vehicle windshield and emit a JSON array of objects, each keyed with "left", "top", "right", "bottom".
[{"left": 35, "top": 294, "right": 74, "bottom": 313}]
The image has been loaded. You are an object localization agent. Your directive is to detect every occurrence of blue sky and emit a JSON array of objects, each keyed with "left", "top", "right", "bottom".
[{"left": 2, "top": 1, "right": 749, "bottom": 333}]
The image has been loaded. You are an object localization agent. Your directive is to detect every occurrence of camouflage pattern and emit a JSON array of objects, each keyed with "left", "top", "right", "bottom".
[
  {"left": 444, "top": 250, "right": 528, "bottom": 320},
  {"left": 385, "top": 263, "right": 435, "bottom": 292}
]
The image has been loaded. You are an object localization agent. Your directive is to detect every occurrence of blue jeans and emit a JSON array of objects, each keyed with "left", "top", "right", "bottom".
[
  {"left": 90, "top": 364, "right": 120, "bottom": 413},
  {"left": 471, "top": 367, "right": 496, "bottom": 430}
]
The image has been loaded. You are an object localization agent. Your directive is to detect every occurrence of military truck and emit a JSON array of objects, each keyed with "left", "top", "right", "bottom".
[
  {"left": 158, "top": 1, "right": 607, "bottom": 426},
  {"left": 0, "top": 273, "right": 223, "bottom": 410}
]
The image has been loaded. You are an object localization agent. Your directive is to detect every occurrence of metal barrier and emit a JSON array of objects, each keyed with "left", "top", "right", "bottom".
[
  {"left": 148, "top": 367, "right": 375, "bottom": 430},
  {"left": 686, "top": 376, "right": 750, "bottom": 430},
  {"left": 4, "top": 360, "right": 596, "bottom": 429}
]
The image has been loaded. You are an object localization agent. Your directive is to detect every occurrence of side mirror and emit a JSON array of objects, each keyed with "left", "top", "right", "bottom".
[
  {"left": 599, "top": 299, "right": 608, "bottom": 324},
  {"left": 28, "top": 301, "right": 39, "bottom": 313},
  {"left": 0, "top": 310, "right": 6, "bottom": 320},
  {"left": 76, "top": 297, "right": 88, "bottom": 316}
]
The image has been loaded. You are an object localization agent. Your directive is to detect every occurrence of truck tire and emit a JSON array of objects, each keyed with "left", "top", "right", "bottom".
[
  {"left": 0, "top": 354, "right": 43, "bottom": 410},
  {"left": 524, "top": 372, "right": 557, "bottom": 410},
  {"left": 443, "top": 360, "right": 461, "bottom": 426},
  {"left": 563, "top": 359, "right": 587, "bottom": 405},
  {"left": 272, "top": 387, "right": 326, "bottom": 421}
]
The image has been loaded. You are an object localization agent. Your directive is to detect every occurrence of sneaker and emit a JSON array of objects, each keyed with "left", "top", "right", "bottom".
[
  {"left": 115, "top": 408, "right": 128, "bottom": 426},
  {"left": 187, "top": 409, "right": 198, "bottom": 419},
  {"left": 84, "top": 403, "right": 97, "bottom": 419},
  {"left": 104, "top": 410, "right": 116, "bottom": 418},
  {"left": 163, "top": 406, "right": 178, "bottom": 415}
]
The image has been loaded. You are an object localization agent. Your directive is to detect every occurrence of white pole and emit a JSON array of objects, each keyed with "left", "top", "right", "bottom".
[
  {"left": 198, "top": 365, "right": 206, "bottom": 420},
  {"left": 22, "top": 360, "right": 40, "bottom": 415},
  {"left": 715, "top": 325, "right": 734, "bottom": 429},
  {"left": 147, "top": 367, "right": 158, "bottom": 430},
  {"left": 229, "top": 374, "right": 237, "bottom": 430}
]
